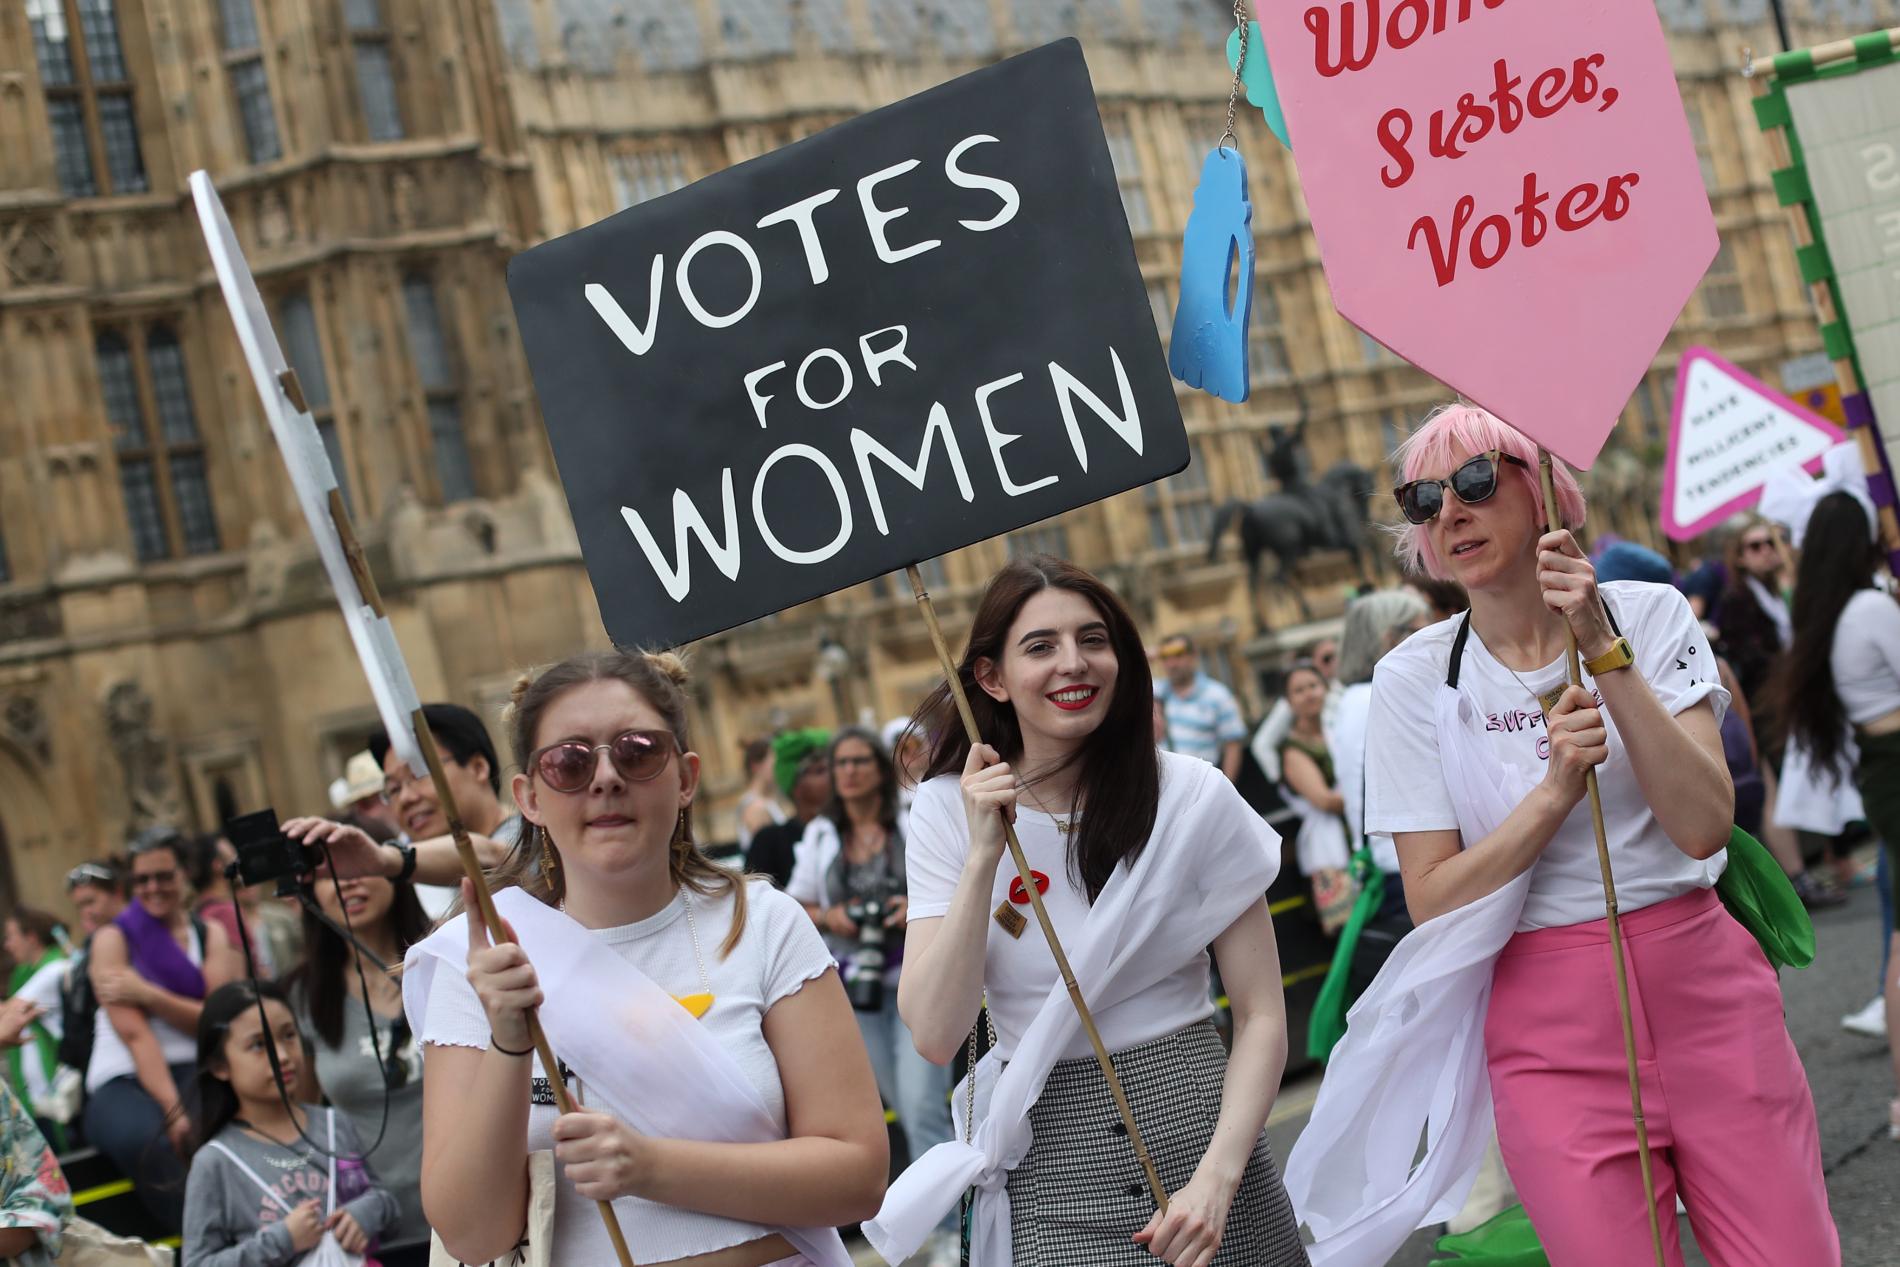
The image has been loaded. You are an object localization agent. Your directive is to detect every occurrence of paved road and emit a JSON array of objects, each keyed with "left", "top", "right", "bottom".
[{"left": 865, "top": 868, "right": 1893, "bottom": 1264}]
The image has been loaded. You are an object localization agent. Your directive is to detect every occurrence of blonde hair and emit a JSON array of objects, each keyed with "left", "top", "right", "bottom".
[{"left": 497, "top": 649, "right": 749, "bottom": 958}]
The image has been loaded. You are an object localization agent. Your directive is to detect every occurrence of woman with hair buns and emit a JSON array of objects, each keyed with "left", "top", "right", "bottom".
[{"left": 401, "top": 650, "right": 885, "bottom": 1267}]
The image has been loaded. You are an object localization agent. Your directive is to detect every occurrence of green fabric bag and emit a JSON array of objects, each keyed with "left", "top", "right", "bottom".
[
  {"left": 1431, "top": 1203, "right": 1549, "bottom": 1266},
  {"left": 1306, "top": 849, "right": 1384, "bottom": 1063},
  {"left": 1715, "top": 825, "right": 1815, "bottom": 971}
]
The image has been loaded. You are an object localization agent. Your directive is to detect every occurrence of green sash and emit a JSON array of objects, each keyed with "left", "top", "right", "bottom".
[{"left": 1307, "top": 848, "right": 1385, "bottom": 1063}]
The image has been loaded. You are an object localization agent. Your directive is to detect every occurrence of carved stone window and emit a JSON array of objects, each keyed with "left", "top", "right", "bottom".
[
  {"left": 220, "top": 0, "right": 282, "bottom": 165},
  {"left": 96, "top": 323, "right": 221, "bottom": 561},
  {"left": 278, "top": 289, "right": 349, "bottom": 509},
  {"left": 609, "top": 149, "right": 688, "bottom": 212},
  {"left": 1007, "top": 521, "right": 1072, "bottom": 561},
  {"left": 348, "top": 0, "right": 405, "bottom": 141},
  {"left": 1101, "top": 111, "right": 1153, "bottom": 235},
  {"left": 401, "top": 274, "right": 476, "bottom": 503},
  {"left": 27, "top": 0, "right": 148, "bottom": 197},
  {"left": 1145, "top": 436, "right": 1213, "bottom": 550},
  {"left": 1248, "top": 283, "right": 1291, "bottom": 382}
]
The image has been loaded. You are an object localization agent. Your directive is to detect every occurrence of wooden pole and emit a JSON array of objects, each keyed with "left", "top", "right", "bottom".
[
  {"left": 905, "top": 566, "right": 1170, "bottom": 1213},
  {"left": 1537, "top": 455, "right": 1665, "bottom": 1267},
  {"left": 412, "top": 708, "right": 638, "bottom": 1267}
]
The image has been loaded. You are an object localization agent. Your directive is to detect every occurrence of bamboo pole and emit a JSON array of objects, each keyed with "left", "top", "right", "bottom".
[
  {"left": 905, "top": 565, "right": 1170, "bottom": 1213},
  {"left": 1537, "top": 454, "right": 1665, "bottom": 1267},
  {"left": 412, "top": 708, "right": 638, "bottom": 1267}
]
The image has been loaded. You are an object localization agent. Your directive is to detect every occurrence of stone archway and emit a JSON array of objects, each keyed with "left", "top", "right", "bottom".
[{"left": 0, "top": 742, "right": 53, "bottom": 910}]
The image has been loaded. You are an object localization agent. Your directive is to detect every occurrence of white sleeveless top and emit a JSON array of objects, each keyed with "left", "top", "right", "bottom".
[{"left": 86, "top": 922, "right": 203, "bottom": 1092}]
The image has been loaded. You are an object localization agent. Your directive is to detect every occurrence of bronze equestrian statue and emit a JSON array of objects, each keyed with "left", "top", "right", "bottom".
[{"left": 1206, "top": 421, "right": 1378, "bottom": 625}]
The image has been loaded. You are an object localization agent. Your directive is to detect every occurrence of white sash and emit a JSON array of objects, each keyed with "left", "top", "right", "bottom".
[
  {"left": 402, "top": 888, "right": 851, "bottom": 1267},
  {"left": 1283, "top": 683, "right": 1533, "bottom": 1266},
  {"left": 863, "top": 756, "right": 1281, "bottom": 1266}
]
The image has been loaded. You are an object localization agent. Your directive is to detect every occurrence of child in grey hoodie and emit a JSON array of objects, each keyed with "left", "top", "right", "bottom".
[{"left": 182, "top": 982, "right": 399, "bottom": 1267}]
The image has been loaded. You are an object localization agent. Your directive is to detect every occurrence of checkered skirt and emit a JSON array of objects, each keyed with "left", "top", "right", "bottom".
[{"left": 1004, "top": 1020, "right": 1310, "bottom": 1266}]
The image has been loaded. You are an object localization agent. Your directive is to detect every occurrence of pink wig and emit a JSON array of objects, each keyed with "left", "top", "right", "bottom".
[{"left": 1392, "top": 404, "right": 1588, "bottom": 580}]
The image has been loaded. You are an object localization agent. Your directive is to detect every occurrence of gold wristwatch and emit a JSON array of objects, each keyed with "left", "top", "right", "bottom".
[{"left": 1583, "top": 637, "right": 1636, "bottom": 677}]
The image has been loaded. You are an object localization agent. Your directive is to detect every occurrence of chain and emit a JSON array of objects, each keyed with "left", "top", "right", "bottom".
[
  {"left": 1221, "top": 0, "right": 1248, "bottom": 153},
  {"left": 680, "top": 892, "right": 714, "bottom": 999}
]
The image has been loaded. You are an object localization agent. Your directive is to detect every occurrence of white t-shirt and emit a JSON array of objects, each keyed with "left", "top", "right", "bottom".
[
  {"left": 906, "top": 751, "right": 1244, "bottom": 1061},
  {"left": 86, "top": 925, "right": 203, "bottom": 1092},
  {"left": 1330, "top": 682, "right": 1398, "bottom": 873},
  {"left": 419, "top": 881, "right": 834, "bottom": 1267},
  {"left": 1833, "top": 589, "right": 1900, "bottom": 724},
  {"left": 1365, "top": 582, "right": 1730, "bottom": 931}
]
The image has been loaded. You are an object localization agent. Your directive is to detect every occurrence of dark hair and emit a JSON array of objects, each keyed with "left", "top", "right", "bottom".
[
  {"left": 371, "top": 703, "right": 501, "bottom": 796},
  {"left": 127, "top": 826, "right": 186, "bottom": 867},
  {"left": 1771, "top": 492, "right": 1882, "bottom": 785},
  {"left": 743, "top": 737, "right": 773, "bottom": 767},
  {"left": 184, "top": 834, "right": 226, "bottom": 892},
  {"left": 1404, "top": 571, "right": 1469, "bottom": 617},
  {"left": 495, "top": 650, "right": 749, "bottom": 958},
  {"left": 285, "top": 877, "right": 431, "bottom": 1049},
  {"left": 918, "top": 556, "right": 1160, "bottom": 902},
  {"left": 821, "top": 727, "right": 899, "bottom": 846},
  {"left": 1283, "top": 661, "right": 1327, "bottom": 698},
  {"left": 6, "top": 907, "right": 61, "bottom": 951},
  {"left": 185, "top": 979, "right": 296, "bottom": 1162}
]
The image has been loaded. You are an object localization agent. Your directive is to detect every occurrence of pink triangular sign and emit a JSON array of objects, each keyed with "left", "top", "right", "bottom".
[{"left": 1660, "top": 347, "right": 1844, "bottom": 541}]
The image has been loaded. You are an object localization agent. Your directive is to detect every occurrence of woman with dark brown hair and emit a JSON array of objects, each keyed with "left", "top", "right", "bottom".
[
  {"left": 870, "top": 556, "right": 1306, "bottom": 1267},
  {"left": 401, "top": 650, "right": 885, "bottom": 1267}
]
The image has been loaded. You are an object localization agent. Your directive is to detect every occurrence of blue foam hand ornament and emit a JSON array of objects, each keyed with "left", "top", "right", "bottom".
[
  {"left": 1226, "top": 21, "right": 1288, "bottom": 148},
  {"left": 1169, "top": 146, "right": 1254, "bottom": 404}
]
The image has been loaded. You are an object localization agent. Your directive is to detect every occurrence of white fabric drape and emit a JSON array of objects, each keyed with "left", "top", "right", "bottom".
[
  {"left": 403, "top": 889, "right": 852, "bottom": 1267},
  {"left": 862, "top": 760, "right": 1281, "bottom": 1266},
  {"left": 1283, "top": 684, "right": 1533, "bottom": 1266}
]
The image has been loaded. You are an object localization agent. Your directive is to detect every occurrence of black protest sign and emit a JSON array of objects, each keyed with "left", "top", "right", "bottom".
[{"left": 508, "top": 39, "right": 1187, "bottom": 649}]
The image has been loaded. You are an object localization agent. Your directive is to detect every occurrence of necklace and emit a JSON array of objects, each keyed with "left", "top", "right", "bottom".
[
  {"left": 1500, "top": 658, "right": 1567, "bottom": 718},
  {"left": 1018, "top": 783, "right": 1081, "bottom": 835},
  {"left": 675, "top": 894, "right": 716, "bottom": 1019}
]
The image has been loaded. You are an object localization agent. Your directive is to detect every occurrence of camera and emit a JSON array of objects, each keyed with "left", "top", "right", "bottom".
[
  {"left": 842, "top": 896, "right": 891, "bottom": 1012},
  {"left": 223, "top": 809, "right": 315, "bottom": 897}
]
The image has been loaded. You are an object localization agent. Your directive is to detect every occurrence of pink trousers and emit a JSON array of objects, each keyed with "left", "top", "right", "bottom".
[{"left": 1484, "top": 887, "right": 1838, "bottom": 1267}]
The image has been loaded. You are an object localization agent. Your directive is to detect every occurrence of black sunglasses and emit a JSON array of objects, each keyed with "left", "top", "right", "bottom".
[
  {"left": 529, "top": 729, "right": 678, "bottom": 793},
  {"left": 1394, "top": 450, "right": 1531, "bottom": 525}
]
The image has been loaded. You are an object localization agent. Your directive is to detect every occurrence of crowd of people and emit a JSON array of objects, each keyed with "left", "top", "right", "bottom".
[{"left": 0, "top": 403, "right": 1884, "bottom": 1267}]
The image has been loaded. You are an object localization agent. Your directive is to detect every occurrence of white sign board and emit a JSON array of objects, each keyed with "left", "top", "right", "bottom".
[
  {"left": 1785, "top": 61, "right": 1900, "bottom": 463},
  {"left": 1661, "top": 345, "right": 1843, "bottom": 540},
  {"left": 190, "top": 171, "right": 426, "bottom": 777}
]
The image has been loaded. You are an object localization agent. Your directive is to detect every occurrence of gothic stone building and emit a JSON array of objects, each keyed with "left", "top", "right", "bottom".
[{"left": 0, "top": 0, "right": 1882, "bottom": 906}]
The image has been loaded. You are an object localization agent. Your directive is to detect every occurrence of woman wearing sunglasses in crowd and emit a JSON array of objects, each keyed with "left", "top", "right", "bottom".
[
  {"left": 871, "top": 556, "right": 1308, "bottom": 1267},
  {"left": 1287, "top": 405, "right": 1836, "bottom": 1266},
  {"left": 788, "top": 727, "right": 957, "bottom": 1265},
  {"left": 275, "top": 812, "right": 435, "bottom": 1265},
  {"left": 82, "top": 831, "right": 242, "bottom": 1234},
  {"left": 402, "top": 651, "right": 884, "bottom": 1267}
]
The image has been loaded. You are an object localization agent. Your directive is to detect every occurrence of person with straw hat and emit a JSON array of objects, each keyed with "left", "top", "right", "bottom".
[{"left": 1285, "top": 404, "right": 1836, "bottom": 1266}]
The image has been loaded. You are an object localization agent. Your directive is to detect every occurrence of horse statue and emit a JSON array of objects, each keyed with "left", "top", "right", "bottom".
[{"left": 1206, "top": 420, "right": 1379, "bottom": 624}]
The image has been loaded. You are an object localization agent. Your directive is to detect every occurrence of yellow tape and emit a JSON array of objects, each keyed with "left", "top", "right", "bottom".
[{"left": 72, "top": 1179, "right": 133, "bottom": 1205}]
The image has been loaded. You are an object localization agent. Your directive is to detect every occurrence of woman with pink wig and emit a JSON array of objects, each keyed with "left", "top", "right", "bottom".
[{"left": 1283, "top": 405, "right": 1835, "bottom": 1266}]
